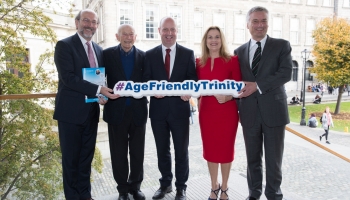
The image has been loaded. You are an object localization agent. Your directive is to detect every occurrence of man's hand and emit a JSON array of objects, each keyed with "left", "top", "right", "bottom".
[
  {"left": 180, "top": 95, "right": 191, "bottom": 101},
  {"left": 214, "top": 95, "right": 233, "bottom": 104},
  {"left": 154, "top": 95, "right": 164, "bottom": 98},
  {"left": 238, "top": 81, "right": 257, "bottom": 98},
  {"left": 100, "top": 86, "right": 120, "bottom": 99},
  {"left": 97, "top": 95, "right": 108, "bottom": 105}
]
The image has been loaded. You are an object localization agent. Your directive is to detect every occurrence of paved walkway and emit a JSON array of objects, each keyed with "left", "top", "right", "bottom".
[{"left": 90, "top": 92, "right": 350, "bottom": 200}]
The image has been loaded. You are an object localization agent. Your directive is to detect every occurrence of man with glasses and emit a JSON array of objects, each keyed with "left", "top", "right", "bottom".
[
  {"left": 103, "top": 24, "right": 148, "bottom": 200},
  {"left": 54, "top": 9, "right": 118, "bottom": 200}
]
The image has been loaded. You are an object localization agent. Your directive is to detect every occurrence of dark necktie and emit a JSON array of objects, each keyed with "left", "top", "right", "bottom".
[
  {"left": 252, "top": 41, "right": 261, "bottom": 76},
  {"left": 86, "top": 42, "right": 97, "bottom": 68},
  {"left": 165, "top": 49, "right": 171, "bottom": 79}
]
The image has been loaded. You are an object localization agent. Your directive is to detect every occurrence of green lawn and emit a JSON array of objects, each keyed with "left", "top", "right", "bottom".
[{"left": 288, "top": 101, "right": 350, "bottom": 132}]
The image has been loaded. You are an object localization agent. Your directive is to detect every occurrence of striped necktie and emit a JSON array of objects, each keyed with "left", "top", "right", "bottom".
[{"left": 252, "top": 41, "right": 261, "bottom": 76}]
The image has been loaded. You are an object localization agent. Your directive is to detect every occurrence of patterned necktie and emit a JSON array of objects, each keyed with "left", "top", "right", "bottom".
[
  {"left": 165, "top": 49, "right": 171, "bottom": 79},
  {"left": 86, "top": 42, "right": 97, "bottom": 68},
  {"left": 252, "top": 41, "right": 261, "bottom": 76}
]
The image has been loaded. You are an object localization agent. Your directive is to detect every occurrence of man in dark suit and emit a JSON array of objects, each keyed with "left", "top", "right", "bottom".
[
  {"left": 103, "top": 24, "right": 148, "bottom": 200},
  {"left": 54, "top": 9, "right": 118, "bottom": 200},
  {"left": 143, "top": 17, "right": 198, "bottom": 200},
  {"left": 234, "top": 6, "right": 292, "bottom": 200}
]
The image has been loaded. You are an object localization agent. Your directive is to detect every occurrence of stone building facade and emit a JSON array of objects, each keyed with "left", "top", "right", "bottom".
[{"left": 81, "top": 0, "right": 350, "bottom": 91}]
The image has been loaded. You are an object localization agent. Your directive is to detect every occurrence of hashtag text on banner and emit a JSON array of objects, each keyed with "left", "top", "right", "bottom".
[{"left": 113, "top": 80, "right": 244, "bottom": 99}]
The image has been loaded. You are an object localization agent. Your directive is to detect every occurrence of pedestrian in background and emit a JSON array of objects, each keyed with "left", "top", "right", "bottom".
[
  {"left": 320, "top": 106, "right": 334, "bottom": 144},
  {"left": 307, "top": 113, "right": 318, "bottom": 128},
  {"left": 189, "top": 97, "right": 196, "bottom": 125}
]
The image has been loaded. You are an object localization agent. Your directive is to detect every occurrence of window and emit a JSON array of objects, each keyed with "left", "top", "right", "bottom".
[
  {"left": 272, "top": 17, "right": 283, "bottom": 38},
  {"left": 292, "top": 61, "right": 298, "bottom": 81},
  {"left": 290, "top": 18, "right": 299, "bottom": 45},
  {"left": 323, "top": 0, "right": 332, "bottom": 6},
  {"left": 213, "top": 13, "right": 225, "bottom": 34},
  {"left": 344, "top": 0, "right": 350, "bottom": 7},
  {"left": 234, "top": 15, "right": 246, "bottom": 43},
  {"left": 273, "top": 0, "right": 284, "bottom": 2},
  {"left": 290, "top": 0, "right": 300, "bottom": 3},
  {"left": 194, "top": 12, "right": 203, "bottom": 43},
  {"left": 307, "top": 0, "right": 317, "bottom": 5},
  {"left": 169, "top": 6, "right": 182, "bottom": 40},
  {"left": 306, "top": 61, "right": 314, "bottom": 81},
  {"left": 95, "top": 6, "right": 104, "bottom": 42},
  {"left": 120, "top": 3, "right": 134, "bottom": 25},
  {"left": 306, "top": 19, "right": 315, "bottom": 45},
  {"left": 145, "top": 5, "right": 159, "bottom": 39},
  {"left": 7, "top": 48, "right": 29, "bottom": 78}
]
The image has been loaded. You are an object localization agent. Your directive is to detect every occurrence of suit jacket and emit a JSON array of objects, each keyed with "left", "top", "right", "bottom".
[
  {"left": 143, "top": 43, "right": 198, "bottom": 120},
  {"left": 53, "top": 33, "right": 103, "bottom": 124},
  {"left": 234, "top": 36, "right": 292, "bottom": 128},
  {"left": 102, "top": 45, "right": 148, "bottom": 126}
]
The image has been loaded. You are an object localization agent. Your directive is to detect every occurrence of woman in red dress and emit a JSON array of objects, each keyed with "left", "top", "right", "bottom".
[{"left": 196, "top": 26, "right": 242, "bottom": 200}]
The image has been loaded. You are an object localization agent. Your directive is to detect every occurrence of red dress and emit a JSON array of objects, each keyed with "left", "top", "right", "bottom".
[{"left": 196, "top": 56, "right": 242, "bottom": 163}]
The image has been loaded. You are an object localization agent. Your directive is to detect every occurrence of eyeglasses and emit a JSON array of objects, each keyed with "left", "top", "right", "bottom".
[{"left": 80, "top": 18, "right": 98, "bottom": 25}]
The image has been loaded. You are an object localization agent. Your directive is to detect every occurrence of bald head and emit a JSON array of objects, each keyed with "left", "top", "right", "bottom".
[
  {"left": 158, "top": 17, "right": 177, "bottom": 47},
  {"left": 116, "top": 24, "right": 137, "bottom": 52},
  {"left": 118, "top": 24, "right": 135, "bottom": 35}
]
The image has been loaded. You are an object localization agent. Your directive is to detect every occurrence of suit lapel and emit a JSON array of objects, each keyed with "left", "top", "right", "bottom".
[
  {"left": 112, "top": 45, "right": 127, "bottom": 79},
  {"left": 170, "top": 43, "right": 181, "bottom": 81},
  {"left": 73, "top": 34, "right": 90, "bottom": 68},
  {"left": 130, "top": 48, "right": 140, "bottom": 80},
  {"left": 259, "top": 35, "right": 273, "bottom": 69},
  {"left": 242, "top": 41, "right": 252, "bottom": 74},
  {"left": 155, "top": 45, "right": 167, "bottom": 79},
  {"left": 92, "top": 41, "right": 102, "bottom": 66}
]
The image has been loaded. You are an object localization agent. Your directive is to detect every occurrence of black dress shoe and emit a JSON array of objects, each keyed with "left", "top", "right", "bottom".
[
  {"left": 175, "top": 189, "right": 186, "bottom": 200},
  {"left": 246, "top": 197, "right": 259, "bottom": 200},
  {"left": 118, "top": 193, "right": 129, "bottom": 200},
  {"left": 130, "top": 190, "right": 145, "bottom": 200},
  {"left": 152, "top": 186, "right": 172, "bottom": 199}
]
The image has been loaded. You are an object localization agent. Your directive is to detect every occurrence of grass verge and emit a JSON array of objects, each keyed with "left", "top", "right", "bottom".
[{"left": 288, "top": 101, "right": 350, "bottom": 132}]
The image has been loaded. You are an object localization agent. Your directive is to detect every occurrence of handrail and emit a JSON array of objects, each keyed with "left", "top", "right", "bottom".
[
  {"left": 0, "top": 93, "right": 56, "bottom": 100},
  {"left": 286, "top": 126, "right": 350, "bottom": 163}
]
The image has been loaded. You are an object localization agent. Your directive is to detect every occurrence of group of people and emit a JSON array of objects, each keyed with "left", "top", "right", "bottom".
[
  {"left": 54, "top": 6, "right": 292, "bottom": 200},
  {"left": 308, "top": 83, "right": 324, "bottom": 93}
]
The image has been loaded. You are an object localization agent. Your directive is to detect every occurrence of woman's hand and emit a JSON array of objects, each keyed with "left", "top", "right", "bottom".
[{"left": 214, "top": 95, "right": 233, "bottom": 104}]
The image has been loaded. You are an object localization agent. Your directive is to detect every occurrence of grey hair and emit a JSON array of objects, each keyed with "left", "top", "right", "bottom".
[
  {"left": 75, "top": 9, "right": 99, "bottom": 23},
  {"left": 158, "top": 16, "right": 177, "bottom": 29},
  {"left": 246, "top": 6, "right": 269, "bottom": 22},
  {"left": 117, "top": 24, "right": 135, "bottom": 35}
]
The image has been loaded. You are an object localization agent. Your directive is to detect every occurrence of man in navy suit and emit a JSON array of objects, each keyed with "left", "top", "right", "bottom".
[
  {"left": 103, "top": 24, "right": 148, "bottom": 200},
  {"left": 143, "top": 17, "right": 198, "bottom": 200},
  {"left": 54, "top": 9, "right": 118, "bottom": 200},
  {"left": 234, "top": 6, "right": 292, "bottom": 200}
]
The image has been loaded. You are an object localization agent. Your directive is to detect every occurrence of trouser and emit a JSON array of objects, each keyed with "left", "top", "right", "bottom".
[
  {"left": 108, "top": 107, "right": 146, "bottom": 193},
  {"left": 321, "top": 126, "right": 330, "bottom": 140}
]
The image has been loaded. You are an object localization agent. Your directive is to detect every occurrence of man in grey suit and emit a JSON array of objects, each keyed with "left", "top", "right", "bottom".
[{"left": 234, "top": 6, "right": 292, "bottom": 200}]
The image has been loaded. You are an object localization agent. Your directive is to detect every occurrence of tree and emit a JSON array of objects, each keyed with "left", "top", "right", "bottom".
[
  {"left": 311, "top": 17, "right": 350, "bottom": 114},
  {"left": 0, "top": 1, "right": 102, "bottom": 199}
]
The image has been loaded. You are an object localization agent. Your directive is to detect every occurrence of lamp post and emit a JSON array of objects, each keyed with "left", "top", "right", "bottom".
[{"left": 300, "top": 49, "right": 311, "bottom": 126}]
